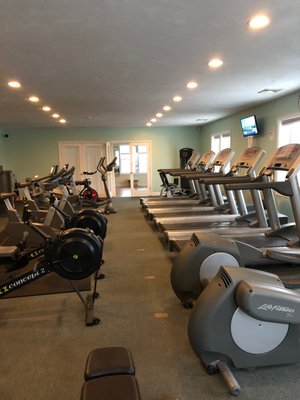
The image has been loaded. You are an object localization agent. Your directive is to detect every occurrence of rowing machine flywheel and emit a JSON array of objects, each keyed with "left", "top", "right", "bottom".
[
  {"left": 69, "top": 209, "right": 107, "bottom": 240},
  {"left": 49, "top": 228, "right": 103, "bottom": 280}
]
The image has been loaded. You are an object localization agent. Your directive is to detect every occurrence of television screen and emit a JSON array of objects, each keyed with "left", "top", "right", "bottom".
[{"left": 240, "top": 115, "right": 259, "bottom": 137}]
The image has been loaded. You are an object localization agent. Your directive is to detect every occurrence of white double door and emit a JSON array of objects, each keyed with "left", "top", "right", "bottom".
[
  {"left": 59, "top": 140, "right": 152, "bottom": 198},
  {"left": 58, "top": 141, "right": 109, "bottom": 198}
]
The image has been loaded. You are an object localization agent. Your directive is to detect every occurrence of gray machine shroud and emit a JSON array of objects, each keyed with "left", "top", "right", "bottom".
[{"left": 188, "top": 267, "right": 300, "bottom": 369}]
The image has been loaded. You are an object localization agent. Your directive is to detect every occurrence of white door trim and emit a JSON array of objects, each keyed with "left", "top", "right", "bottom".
[{"left": 106, "top": 140, "right": 152, "bottom": 197}]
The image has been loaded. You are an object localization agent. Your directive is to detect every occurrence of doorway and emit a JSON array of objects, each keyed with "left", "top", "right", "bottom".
[
  {"left": 107, "top": 141, "right": 152, "bottom": 197},
  {"left": 58, "top": 141, "right": 107, "bottom": 197}
]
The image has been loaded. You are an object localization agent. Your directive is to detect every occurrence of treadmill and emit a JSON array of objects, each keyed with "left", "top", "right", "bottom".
[
  {"left": 152, "top": 147, "right": 267, "bottom": 230},
  {"left": 165, "top": 146, "right": 289, "bottom": 249},
  {"left": 140, "top": 151, "right": 202, "bottom": 207},
  {"left": 170, "top": 143, "right": 300, "bottom": 307},
  {"left": 141, "top": 150, "right": 215, "bottom": 208},
  {"left": 147, "top": 147, "right": 235, "bottom": 221}
]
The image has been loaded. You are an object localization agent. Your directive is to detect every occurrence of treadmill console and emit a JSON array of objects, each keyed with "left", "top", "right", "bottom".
[
  {"left": 211, "top": 148, "right": 235, "bottom": 171},
  {"left": 187, "top": 152, "right": 201, "bottom": 169},
  {"left": 232, "top": 147, "right": 265, "bottom": 171},
  {"left": 198, "top": 150, "right": 216, "bottom": 171},
  {"left": 265, "top": 144, "right": 300, "bottom": 176}
]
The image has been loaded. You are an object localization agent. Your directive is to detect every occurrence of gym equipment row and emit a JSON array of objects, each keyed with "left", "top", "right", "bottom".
[
  {"left": 172, "top": 143, "right": 300, "bottom": 307},
  {"left": 0, "top": 204, "right": 104, "bottom": 326},
  {"left": 154, "top": 147, "right": 199, "bottom": 198},
  {"left": 142, "top": 143, "right": 300, "bottom": 396},
  {"left": 0, "top": 161, "right": 116, "bottom": 326},
  {"left": 142, "top": 147, "right": 273, "bottom": 249},
  {"left": 157, "top": 150, "right": 202, "bottom": 198},
  {"left": 144, "top": 148, "right": 236, "bottom": 222}
]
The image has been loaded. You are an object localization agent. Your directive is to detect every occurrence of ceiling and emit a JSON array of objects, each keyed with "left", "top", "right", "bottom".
[{"left": 1, "top": 0, "right": 300, "bottom": 129}]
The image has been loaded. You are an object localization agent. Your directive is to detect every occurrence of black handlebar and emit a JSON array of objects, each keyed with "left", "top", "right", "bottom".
[
  {"left": 182, "top": 171, "right": 223, "bottom": 180},
  {"left": 17, "top": 166, "right": 68, "bottom": 188},
  {"left": 225, "top": 180, "right": 293, "bottom": 197},
  {"left": 198, "top": 175, "right": 252, "bottom": 185},
  {"left": 97, "top": 157, "right": 117, "bottom": 174}
]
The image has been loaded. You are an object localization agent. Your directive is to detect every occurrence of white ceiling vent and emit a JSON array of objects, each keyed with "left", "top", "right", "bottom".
[{"left": 257, "top": 88, "right": 282, "bottom": 94}]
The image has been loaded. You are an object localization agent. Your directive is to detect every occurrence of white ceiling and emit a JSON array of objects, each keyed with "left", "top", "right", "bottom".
[{"left": 1, "top": 0, "right": 300, "bottom": 129}]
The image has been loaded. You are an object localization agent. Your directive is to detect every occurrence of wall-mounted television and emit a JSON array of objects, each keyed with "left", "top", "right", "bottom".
[{"left": 240, "top": 115, "right": 259, "bottom": 137}]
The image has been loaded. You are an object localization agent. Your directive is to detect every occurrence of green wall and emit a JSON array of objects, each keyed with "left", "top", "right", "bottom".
[
  {"left": 197, "top": 90, "right": 300, "bottom": 220},
  {"left": 1, "top": 90, "right": 300, "bottom": 198},
  {"left": 198, "top": 90, "right": 300, "bottom": 157},
  {"left": 0, "top": 126, "right": 200, "bottom": 191}
]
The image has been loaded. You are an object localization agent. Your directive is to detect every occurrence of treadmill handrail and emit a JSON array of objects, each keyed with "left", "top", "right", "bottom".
[
  {"left": 226, "top": 180, "right": 294, "bottom": 197},
  {"left": 158, "top": 167, "right": 192, "bottom": 174},
  {"left": 178, "top": 171, "right": 223, "bottom": 180},
  {"left": 198, "top": 175, "right": 253, "bottom": 185}
]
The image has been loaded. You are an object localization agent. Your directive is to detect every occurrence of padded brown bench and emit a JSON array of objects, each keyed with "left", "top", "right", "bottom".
[
  {"left": 81, "top": 347, "right": 141, "bottom": 400},
  {"left": 84, "top": 347, "right": 136, "bottom": 380},
  {"left": 81, "top": 375, "right": 141, "bottom": 400}
]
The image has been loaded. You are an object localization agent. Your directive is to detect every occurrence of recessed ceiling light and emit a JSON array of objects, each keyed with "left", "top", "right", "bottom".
[
  {"left": 42, "top": 106, "right": 51, "bottom": 111},
  {"left": 163, "top": 105, "right": 171, "bottom": 111},
  {"left": 8, "top": 81, "right": 21, "bottom": 88},
  {"left": 248, "top": 15, "right": 270, "bottom": 30},
  {"left": 208, "top": 58, "right": 224, "bottom": 68},
  {"left": 156, "top": 113, "right": 163, "bottom": 118},
  {"left": 173, "top": 96, "right": 182, "bottom": 102},
  {"left": 29, "top": 96, "right": 39, "bottom": 102},
  {"left": 146, "top": 122, "right": 152, "bottom": 127},
  {"left": 59, "top": 119, "right": 66, "bottom": 124},
  {"left": 186, "top": 81, "right": 198, "bottom": 89},
  {"left": 52, "top": 113, "right": 60, "bottom": 118},
  {"left": 150, "top": 118, "right": 157, "bottom": 122}
]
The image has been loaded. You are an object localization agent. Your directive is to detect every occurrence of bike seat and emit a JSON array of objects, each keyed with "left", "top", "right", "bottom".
[
  {"left": 0, "top": 245, "right": 18, "bottom": 258},
  {"left": 83, "top": 171, "right": 97, "bottom": 175}
]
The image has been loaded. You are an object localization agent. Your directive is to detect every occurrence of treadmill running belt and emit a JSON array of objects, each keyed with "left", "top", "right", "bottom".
[{"left": 235, "top": 235, "right": 289, "bottom": 248}]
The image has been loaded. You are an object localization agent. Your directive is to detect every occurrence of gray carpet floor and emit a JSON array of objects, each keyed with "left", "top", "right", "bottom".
[{"left": 0, "top": 197, "right": 300, "bottom": 399}]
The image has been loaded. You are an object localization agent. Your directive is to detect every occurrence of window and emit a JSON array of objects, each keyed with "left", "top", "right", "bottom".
[
  {"left": 278, "top": 115, "right": 300, "bottom": 147},
  {"left": 133, "top": 145, "right": 147, "bottom": 174},
  {"left": 277, "top": 115, "right": 300, "bottom": 181},
  {"left": 114, "top": 144, "right": 148, "bottom": 174},
  {"left": 115, "top": 144, "right": 130, "bottom": 174},
  {"left": 211, "top": 131, "right": 231, "bottom": 153}
]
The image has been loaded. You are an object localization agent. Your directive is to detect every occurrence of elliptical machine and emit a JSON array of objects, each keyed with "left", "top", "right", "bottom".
[
  {"left": 96, "top": 157, "right": 117, "bottom": 214},
  {"left": 188, "top": 266, "right": 300, "bottom": 396}
]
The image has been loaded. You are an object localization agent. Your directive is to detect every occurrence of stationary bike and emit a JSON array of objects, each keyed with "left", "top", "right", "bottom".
[
  {"left": 77, "top": 172, "right": 99, "bottom": 204},
  {"left": 76, "top": 157, "right": 117, "bottom": 214},
  {"left": 0, "top": 210, "right": 104, "bottom": 326},
  {"left": 188, "top": 266, "right": 300, "bottom": 396}
]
